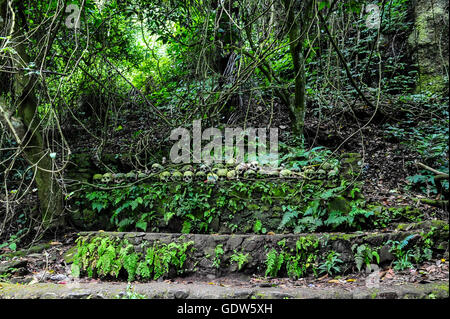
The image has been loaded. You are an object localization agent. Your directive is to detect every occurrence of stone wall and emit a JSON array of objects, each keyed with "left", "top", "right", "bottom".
[{"left": 74, "top": 220, "right": 449, "bottom": 280}]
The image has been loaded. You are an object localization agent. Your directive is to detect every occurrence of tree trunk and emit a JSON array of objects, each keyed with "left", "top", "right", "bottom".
[
  {"left": 0, "top": 0, "right": 64, "bottom": 229},
  {"left": 282, "top": 0, "right": 313, "bottom": 140}
]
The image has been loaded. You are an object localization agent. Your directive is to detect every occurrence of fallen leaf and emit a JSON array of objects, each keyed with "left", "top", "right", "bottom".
[
  {"left": 346, "top": 279, "right": 357, "bottom": 282},
  {"left": 328, "top": 279, "right": 340, "bottom": 284}
]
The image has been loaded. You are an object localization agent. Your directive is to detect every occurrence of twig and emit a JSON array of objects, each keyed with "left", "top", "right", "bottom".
[{"left": 416, "top": 161, "right": 449, "bottom": 177}]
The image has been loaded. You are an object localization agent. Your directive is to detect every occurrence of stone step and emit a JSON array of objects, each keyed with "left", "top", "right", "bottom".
[
  {"left": 72, "top": 220, "right": 448, "bottom": 281},
  {"left": 0, "top": 280, "right": 447, "bottom": 299}
]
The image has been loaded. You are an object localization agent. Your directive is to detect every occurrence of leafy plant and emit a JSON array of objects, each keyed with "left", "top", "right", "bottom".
[
  {"left": 388, "top": 238, "right": 414, "bottom": 271},
  {"left": 116, "top": 284, "right": 146, "bottom": 299},
  {"left": 230, "top": 250, "right": 249, "bottom": 271},
  {"left": 318, "top": 251, "right": 343, "bottom": 276},
  {"left": 71, "top": 236, "right": 194, "bottom": 281},
  {"left": 265, "top": 248, "right": 284, "bottom": 277},
  {"left": 285, "top": 237, "right": 320, "bottom": 279},
  {"left": 213, "top": 244, "right": 224, "bottom": 269},
  {"left": 352, "top": 244, "right": 380, "bottom": 272}
]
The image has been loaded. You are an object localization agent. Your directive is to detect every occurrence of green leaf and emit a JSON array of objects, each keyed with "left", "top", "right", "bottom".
[
  {"left": 136, "top": 221, "right": 147, "bottom": 231},
  {"left": 9, "top": 242, "right": 17, "bottom": 251},
  {"left": 92, "top": 202, "right": 104, "bottom": 212}
]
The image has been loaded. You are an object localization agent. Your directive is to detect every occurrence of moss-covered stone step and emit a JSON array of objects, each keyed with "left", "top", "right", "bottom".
[
  {"left": 0, "top": 280, "right": 447, "bottom": 299},
  {"left": 71, "top": 220, "right": 448, "bottom": 282}
]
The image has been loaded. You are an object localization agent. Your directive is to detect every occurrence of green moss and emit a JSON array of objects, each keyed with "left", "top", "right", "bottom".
[
  {"left": 430, "top": 220, "right": 449, "bottom": 231},
  {"left": 431, "top": 283, "right": 449, "bottom": 298},
  {"left": 63, "top": 246, "right": 78, "bottom": 264},
  {"left": 327, "top": 233, "right": 357, "bottom": 241}
]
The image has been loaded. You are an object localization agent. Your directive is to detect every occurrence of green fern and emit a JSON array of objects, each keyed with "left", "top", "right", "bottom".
[{"left": 265, "top": 249, "right": 284, "bottom": 277}]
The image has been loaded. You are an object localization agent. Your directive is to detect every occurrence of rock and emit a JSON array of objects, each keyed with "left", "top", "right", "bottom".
[
  {"left": 66, "top": 292, "right": 91, "bottom": 299},
  {"left": 173, "top": 290, "right": 190, "bottom": 299},
  {"left": 49, "top": 274, "right": 68, "bottom": 282},
  {"left": 365, "top": 271, "right": 380, "bottom": 289},
  {"left": 379, "top": 245, "right": 395, "bottom": 264},
  {"left": 227, "top": 236, "right": 244, "bottom": 251}
]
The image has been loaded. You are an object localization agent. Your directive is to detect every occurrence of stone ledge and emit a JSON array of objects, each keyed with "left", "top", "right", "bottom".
[
  {"left": 74, "top": 220, "right": 449, "bottom": 278},
  {"left": 0, "top": 281, "right": 447, "bottom": 299}
]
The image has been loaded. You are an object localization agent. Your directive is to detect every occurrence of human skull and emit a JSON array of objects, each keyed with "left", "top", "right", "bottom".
[
  {"left": 151, "top": 163, "right": 164, "bottom": 173},
  {"left": 159, "top": 171, "right": 171, "bottom": 181},
  {"left": 93, "top": 174, "right": 103, "bottom": 182},
  {"left": 171, "top": 171, "right": 183, "bottom": 182},
  {"left": 244, "top": 169, "right": 257, "bottom": 179},
  {"left": 249, "top": 161, "right": 260, "bottom": 171},
  {"left": 199, "top": 164, "right": 210, "bottom": 173},
  {"left": 114, "top": 173, "right": 125, "bottom": 183},
  {"left": 137, "top": 171, "right": 147, "bottom": 180},
  {"left": 322, "top": 162, "right": 333, "bottom": 171},
  {"left": 126, "top": 171, "right": 136, "bottom": 181},
  {"left": 195, "top": 171, "right": 206, "bottom": 181},
  {"left": 225, "top": 158, "right": 236, "bottom": 168},
  {"left": 280, "top": 169, "right": 293, "bottom": 178},
  {"left": 183, "top": 171, "right": 194, "bottom": 183},
  {"left": 206, "top": 173, "right": 218, "bottom": 183},
  {"left": 181, "top": 165, "right": 193, "bottom": 172},
  {"left": 328, "top": 168, "right": 339, "bottom": 178},
  {"left": 101, "top": 173, "right": 113, "bottom": 183},
  {"left": 259, "top": 167, "right": 279, "bottom": 178},
  {"left": 236, "top": 163, "right": 248, "bottom": 175},
  {"left": 216, "top": 169, "right": 228, "bottom": 179},
  {"left": 226, "top": 170, "right": 237, "bottom": 180}
]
